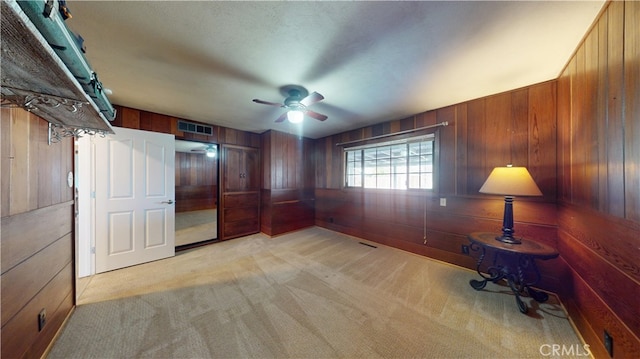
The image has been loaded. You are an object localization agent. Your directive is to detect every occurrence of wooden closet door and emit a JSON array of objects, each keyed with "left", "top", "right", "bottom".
[
  {"left": 220, "top": 145, "right": 260, "bottom": 240},
  {"left": 243, "top": 147, "right": 260, "bottom": 191},
  {"left": 223, "top": 146, "right": 245, "bottom": 192}
]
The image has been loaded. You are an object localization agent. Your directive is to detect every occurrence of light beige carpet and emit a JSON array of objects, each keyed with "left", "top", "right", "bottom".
[{"left": 49, "top": 227, "right": 585, "bottom": 358}]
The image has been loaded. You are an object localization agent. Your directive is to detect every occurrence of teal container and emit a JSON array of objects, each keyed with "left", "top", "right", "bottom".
[{"left": 17, "top": 0, "right": 116, "bottom": 121}]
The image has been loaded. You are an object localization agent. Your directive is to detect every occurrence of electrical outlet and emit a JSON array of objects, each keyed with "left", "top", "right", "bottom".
[
  {"left": 38, "top": 309, "right": 46, "bottom": 332},
  {"left": 604, "top": 330, "right": 613, "bottom": 357},
  {"left": 439, "top": 198, "right": 447, "bottom": 206},
  {"left": 461, "top": 244, "right": 470, "bottom": 255}
]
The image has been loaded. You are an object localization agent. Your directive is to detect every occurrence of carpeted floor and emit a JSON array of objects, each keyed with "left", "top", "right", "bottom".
[{"left": 49, "top": 227, "right": 586, "bottom": 358}]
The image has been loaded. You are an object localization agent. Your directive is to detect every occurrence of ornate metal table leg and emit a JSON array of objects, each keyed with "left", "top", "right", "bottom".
[
  {"left": 521, "top": 256, "right": 550, "bottom": 302},
  {"left": 511, "top": 257, "right": 529, "bottom": 313},
  {"left": 470, "top": 278, "right": 488, "bottom": 290},
  {"left": 504, "top": 274, "right": 528, "bottom": 313},
  {"left": 469, "top": 242, "right": 487, "bottom": 290},
  {"left": 527, "top": 287, "right": 549, "bottom": 302},
  {"left": 513, "top": 287, "right": 528, "bottom": 314},
  {"left": 469, "top": 242, "right": 489, "bottom": 290},
  {"left": 469, "top": 242, "right": 505, "bottom": 290}
]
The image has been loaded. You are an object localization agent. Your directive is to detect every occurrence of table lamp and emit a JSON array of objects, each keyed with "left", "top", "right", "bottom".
[{"left": 479, "top": 165, "right": 542, "bottom": 244}]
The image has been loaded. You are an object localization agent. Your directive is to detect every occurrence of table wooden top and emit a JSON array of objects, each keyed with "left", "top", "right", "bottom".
[{"left": 468, "top": 232, "right": 559, "bottom": 259}]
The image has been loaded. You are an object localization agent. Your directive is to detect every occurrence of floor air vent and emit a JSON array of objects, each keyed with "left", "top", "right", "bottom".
[
  {"left": 178, "top": 120, "right": 213, "bottom": 136},
  {"left": 359, "top": 242, "right": 377, "bottom": 248}
]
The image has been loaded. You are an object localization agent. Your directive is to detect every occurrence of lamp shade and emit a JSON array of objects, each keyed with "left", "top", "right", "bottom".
[
  {"left": 479, "top": 166, "right": 542, "bottom": 196},
  {"left": 287, "top": 110, "right": 304, "bottom": 123}
]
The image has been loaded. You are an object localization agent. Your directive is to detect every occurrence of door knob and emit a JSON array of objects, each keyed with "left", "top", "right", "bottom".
[{"left": 161, "top": 200, "right": 174, "bottom": 204}]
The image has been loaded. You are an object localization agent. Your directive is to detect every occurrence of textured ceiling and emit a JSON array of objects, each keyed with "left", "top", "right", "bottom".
[{"left": 66, "top": 1, "right": 605, "bottom": 139}]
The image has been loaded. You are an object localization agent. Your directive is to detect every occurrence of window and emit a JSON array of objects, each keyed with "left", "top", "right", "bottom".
[{"left": 345, "top": 136, "right": 434, "bottom": 190}]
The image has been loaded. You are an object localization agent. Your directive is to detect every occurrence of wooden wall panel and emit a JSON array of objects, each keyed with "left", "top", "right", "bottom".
[
  {"left": 112, "top": 105, "right": 260, "bottom": 148},
  {"left": 1, "top": 264, "right": 73, "bottom": 359},
  {"left": 261, "top": 129, "right": 272, "bottom": 189},
  {"left": 484, "top": 92, "right": 512, "bottom": 169},
  {"left": 624, "top": 0, "right": 640, "bottom": 222},
  {"left": 9, "top": 110, "right": 32, "bottom": 213},
  {"left": 1, "top": 202, "right": 72, "bottom": 274},
  {"left": 260, "top": 130, "right": 315, "bottom": 236},
  {"left": 571, "top": 44, "right": 588, "bottom": 207},
  {"left": 596, "top": 14, "right": 609, "bottom": 214},
  {"left": 1, "top": 110, "right": 74, "bottom": 359},
  {"left": 119, "top": 106, "right": 141, "bottom": 128},
  {"left": 0, "top": 107, "right": 72, "bottom": 215},
  {"left": 454, "top": 103, "right": 468, "bottom": 195},
  {"left": 1, "top": 233, "right": 72, "bottom": 326},
  {"left": 465, "top": 99, "right": 487, "bottom": 193},
  {"left": 436, "top": 106, "right": 456, "bottom": 195},
  {"left": 555, "top": 1, "right": 640, "bottom": 357},
  {"left": 1, "top": 109, "right": 72, "bottom": 215},
  {"left": 584, "top": 25, "right": 599, "bottom": 210},
  {"left": 557, "top": 66, "right": 571, "bottom": 203},
  {"left": 0, "top": 109, "right": 10, "bottom": 217},
  {"left": 264, "top": 197, "right": 315, "bottom": 235},
  {"left": 558, "top": 207, "right": 639, "bottom": 334},
  {"left": 565, "top": 268, "right": 639, "bottom": 359},
  {"left": 528, "top": 83, "right": 556, "bottom": 199},
  {"left": 139, "top": 110, "right": 174, "bottom": 134},
  {"left": 510, "top": 89, "right": 529, "bottom": 169},
  {"left": 606, "top": 3, "right": 626, "bottom": 218}
]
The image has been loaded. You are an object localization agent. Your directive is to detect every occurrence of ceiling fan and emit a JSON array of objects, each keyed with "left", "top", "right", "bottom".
[
  {"left": 252, "top": 85, "right": 328, "bottom": 123},
  {"left": 190, "top": 144, "right": 217, "bottom": 158}
]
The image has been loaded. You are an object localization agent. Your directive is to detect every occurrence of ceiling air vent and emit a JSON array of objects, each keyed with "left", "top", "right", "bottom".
[{"left": 177, "top": 120, "right": 213, "bottom": 136}]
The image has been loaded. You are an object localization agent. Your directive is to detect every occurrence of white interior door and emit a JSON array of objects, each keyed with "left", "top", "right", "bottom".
[{"left": 95, "top": 127, "right": 175, "bottom": 273}]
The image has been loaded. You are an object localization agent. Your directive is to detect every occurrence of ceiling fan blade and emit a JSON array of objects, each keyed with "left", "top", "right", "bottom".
[
  {"left": 253, "top": 99, "right": 284, "bottom": 107},
  {"left": 300, "top": 91, "right": 324, "bottom": 107},
  {"left": 305, "top": 110, "right": 328, "bottom": 121},
  {"left": 275, "top": 112, "right": 288, "bottom": 123}
]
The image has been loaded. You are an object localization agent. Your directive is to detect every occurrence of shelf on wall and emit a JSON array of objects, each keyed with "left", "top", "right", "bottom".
[{"left": 1, "top": 0, "right": 113, "bottom": 134}]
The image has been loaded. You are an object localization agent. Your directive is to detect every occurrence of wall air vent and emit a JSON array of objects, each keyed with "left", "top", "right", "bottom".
[{"left": 178, "top": 120, "right": 213, "bottom": 136}]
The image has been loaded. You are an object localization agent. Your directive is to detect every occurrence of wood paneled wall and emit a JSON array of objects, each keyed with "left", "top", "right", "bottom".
[
  {"left": 175, "top": 152, "right": 217, "bottom": 212},
  {"left": 113, "top": 105, "right": 261, "bottom": 148},
  {"left": 313, "top": 1, "right": 639, "bottom": 357},
  {"left": 260, "top": 130, "right": 315, "bottom": 236},
  {"left": 1, "top": 108, "right": 74, "bottom": 358},
  {"left": 556, "top": 1, "right": 640, "bottom": 357},
  {"left": 314, "top": 81, "right": 559, "bottom": 286}
]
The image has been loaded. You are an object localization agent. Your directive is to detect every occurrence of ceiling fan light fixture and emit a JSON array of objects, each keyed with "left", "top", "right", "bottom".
[
  {"left": 252, "top": 87, "right": 326, "bottom": 123},
  {"left": 206, "top": 146, "right": 216, "bottom": 158},
  {"left": 287, "top": 110, "right": 304, "bottom": 123}
]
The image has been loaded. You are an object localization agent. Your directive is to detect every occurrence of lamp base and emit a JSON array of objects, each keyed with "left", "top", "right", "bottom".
[
  {"left": 495, "top": 195, "right": 521, "bottom": 244},
  {"left": 495, "top": 235, "right": 522, "bottom": 245}
]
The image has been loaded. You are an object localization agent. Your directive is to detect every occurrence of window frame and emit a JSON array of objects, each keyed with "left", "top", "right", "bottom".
[{"left": 342, "top": 133, "right": 436, "bottom": 192}]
